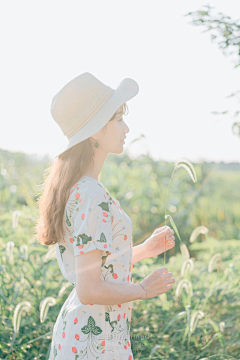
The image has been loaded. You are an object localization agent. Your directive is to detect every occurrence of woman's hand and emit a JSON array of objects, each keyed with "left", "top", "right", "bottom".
[
  {"left": 139, "top": 267, "right": 175, "bottom": 299},
  {"left": 143, "top": 226, "right": 175, "bottom": 258}
]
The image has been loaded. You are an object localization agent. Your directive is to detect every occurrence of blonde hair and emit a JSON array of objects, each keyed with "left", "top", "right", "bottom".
[{"left": 34, "top": 103, "right": 129, "bottom": 246}]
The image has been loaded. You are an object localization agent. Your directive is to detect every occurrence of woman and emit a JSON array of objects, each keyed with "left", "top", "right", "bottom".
[{"left": 35, "top": 72, "right": 176, "bottom": 360}]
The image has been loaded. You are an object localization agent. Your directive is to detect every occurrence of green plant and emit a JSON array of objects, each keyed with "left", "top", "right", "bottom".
[{"left": 163, "top": 159, "right": 197, "bottom": 267}]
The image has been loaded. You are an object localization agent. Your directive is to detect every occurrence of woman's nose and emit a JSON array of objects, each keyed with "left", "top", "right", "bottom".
[{"left": 124, "top": 123, "right": 130, "bottom": 133}]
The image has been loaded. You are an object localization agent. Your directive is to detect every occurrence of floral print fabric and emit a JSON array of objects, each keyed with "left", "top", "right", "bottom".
[{"left": 48, "top": 176, "right": 134, "bottom": 360}]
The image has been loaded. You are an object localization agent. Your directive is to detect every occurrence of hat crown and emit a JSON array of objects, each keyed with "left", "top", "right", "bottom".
[{"left": 51, "top": 72, "right": 114, "bottom": 138}]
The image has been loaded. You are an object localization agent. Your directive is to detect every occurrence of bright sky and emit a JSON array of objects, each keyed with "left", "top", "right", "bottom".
[{"left": 1, "top": 0, "right": 240, "bottom": 164}]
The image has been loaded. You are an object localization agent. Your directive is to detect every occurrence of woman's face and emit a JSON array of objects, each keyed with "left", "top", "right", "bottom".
[{"left": 97, "top": 106, "right": 130, "bottom": 154}]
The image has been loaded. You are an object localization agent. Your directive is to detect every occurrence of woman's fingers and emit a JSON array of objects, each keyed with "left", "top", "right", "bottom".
[{"left": 165, "top": 229, "right": 175, "bottom": 244}]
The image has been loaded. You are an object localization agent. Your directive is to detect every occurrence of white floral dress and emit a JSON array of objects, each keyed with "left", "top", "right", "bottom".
[{"left": 48, "top": 176, "right": 134, "bottom": 360}]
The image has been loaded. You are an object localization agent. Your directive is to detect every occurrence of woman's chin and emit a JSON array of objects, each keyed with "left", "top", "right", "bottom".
[
  {"left": 116, "top": 146, "right": 124, "bottom": 154},
  {"left": 109, "top": 143, "right": 125, "bottom": 154}
]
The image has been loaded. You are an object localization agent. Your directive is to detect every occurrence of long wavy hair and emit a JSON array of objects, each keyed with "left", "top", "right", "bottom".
[{"left": 34, "top": 102, "right": 129, "bottom": 246}]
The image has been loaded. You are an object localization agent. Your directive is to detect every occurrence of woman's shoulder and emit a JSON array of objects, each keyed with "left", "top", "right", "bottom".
[{"left": 69, "top": 176, "right": 106, "bottom": 201}]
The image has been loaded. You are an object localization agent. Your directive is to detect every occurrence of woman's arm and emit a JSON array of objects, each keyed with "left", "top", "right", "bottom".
[
  {"left": 75, "top": 248, "right": 147, "bottom": 305},
  {"left": 132, "top": 242, "right": 149, "bottom": 265},
  {"left": 84, "top": 280, "right": 146, "bottom": 305}
]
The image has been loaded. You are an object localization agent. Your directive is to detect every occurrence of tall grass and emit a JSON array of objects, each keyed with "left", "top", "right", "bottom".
[{"left": 163, "top": 158, "right": 197, "bottom": 266}]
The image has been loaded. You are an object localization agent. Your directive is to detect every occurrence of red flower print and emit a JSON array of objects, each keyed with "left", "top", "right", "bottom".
[
  {"left": 75, "top": 193, "right": 80, "bottom": 199},
  {"left": 72, "top": 347, "right": 77, "bottom": 353},
  {"left": 129, "top": 356, "right": 132, "bottom": 360},
  {"left": 117, "top": 314, "right": 121, "bottom": 321},
  {"left": 101, "top": 340, "right": 105, "bottom": 346},
  {"left": 129, "top": 267, "right": 131, "bottom": 272},
  {"left": 103, "top": 211, "right": 108, "bottom": 217},
  {"left": 78, "top": 244, "right": 83, "bottom": 249},
  {"left": 127, "top": 275, "right": 130, "bottom": 282},
  {"left": 80, "top": 251, "right": 84, "bottom": 255},
  {"left": 112, "top": 273, "right": 118, "bottom": 279},
  {"left": 124, "top": 235, "right": 127, "bottom": 240},
  {"left": 89, "top": 304, "right": 93, "bottom": 305},
  {"left": 117, "top": 304, "right": 121, "bottom": 308},
  {"left": 124, "top": 345, "right": 127, "bottom": 349},
  {"left": 70, "top": 189, "right": 74, "bottom": 194},
  {"left": 74, "top": 317, "right": 78, "bottom": 324},
  {"left": 75, "top": 334, "right": 80, "bottom": 340},
  {"left": 102, "top": 219, "right": 106, "bottom": 223},
  {"left": 128, "top": 307, "right": 130, "bottom": 311},
  {"left": 102, "top": 350, "right": 105, "bottom": 353},
  {"left": 69, "top": 238, "right": 73, "bottom": 243},
  {"left": 108, "top": 252, "right": 111, "bottom": 255},
  {"left": 58, "top": 344, "right": 61, "bottom": 350},
  {"left": 124, "top": 313, "right": 126, "bottom": 318},
  {"left": 66, "top": 227, "right": 69, "bottom": 232},
  {"left": 103, "top": 244, "right": 108, "bottom": 248},
  {"left": 81, "top": 213, "right": 85, "bottom": 220},
  {"left": 62, "top": 332, "right": 65, "bottom": 338},
  {"left": 73, "top": 184, "right": 78, "bottom": 187},
  {"left": 128, "top": 341, "right": 130, "bottom": 346}
]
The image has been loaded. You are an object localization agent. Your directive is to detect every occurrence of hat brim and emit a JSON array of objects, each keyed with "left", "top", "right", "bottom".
[{"left": 54, "top": 77, "right": 139, "bottom": 158}]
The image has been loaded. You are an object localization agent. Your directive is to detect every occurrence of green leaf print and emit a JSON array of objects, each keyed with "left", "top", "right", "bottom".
[
  {"left": 53, "top": 345, "right": 57, "bottom": 360},
  {"left": 81, "top": 315, "right": 103, "bottom": 336},
  {"left": 63, "top": 320, "right": 67, "bottom": 331},
  {"left": 59, "top": 245, "right": 66, "bottom": 262},
  {"left": 105, "top": 312, "right": 110, "bottom": 322},
  {"left": 127, "top": 318, "right": 130, "bottom": 332},
  {"left": 104, "top": 264, "right": 114, "bottom": 274},
  {"left": 98, "top": 201, "right": 110, "bottom": 212},
  {"left": 105, "top": 312, "right": 117, "bottom": 333},
  {"left": 65, "top": 210, "right": 71, "bottom": 226},
  {"left": 101, "top": 253, "right": 109, "bottom": 266},
  {"left": 98, "top": 232, "right": 107, "bottom": 243},
  {"left": 74, "top": 233, "right": 92, "bottom": 246},
  {"left": 62, "top": 305, "right": 75, "bottom": 330}
]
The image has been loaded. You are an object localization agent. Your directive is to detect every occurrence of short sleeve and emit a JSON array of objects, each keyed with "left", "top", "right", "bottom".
[{"left": 70, "top": 182, "right": 113, "bottom": 257}]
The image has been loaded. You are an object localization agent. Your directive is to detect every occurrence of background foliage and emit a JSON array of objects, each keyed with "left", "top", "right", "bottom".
[
  {"left": 0, "top": 148, "right": 239, "bottom": 359},
  {"left": 185, "top": 4, "right": 240, "bottom": 137}
]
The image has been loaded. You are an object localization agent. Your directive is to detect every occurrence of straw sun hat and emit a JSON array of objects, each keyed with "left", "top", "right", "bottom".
[{"left": 51, "top": 72, "right": 139, "bottom": 158}]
